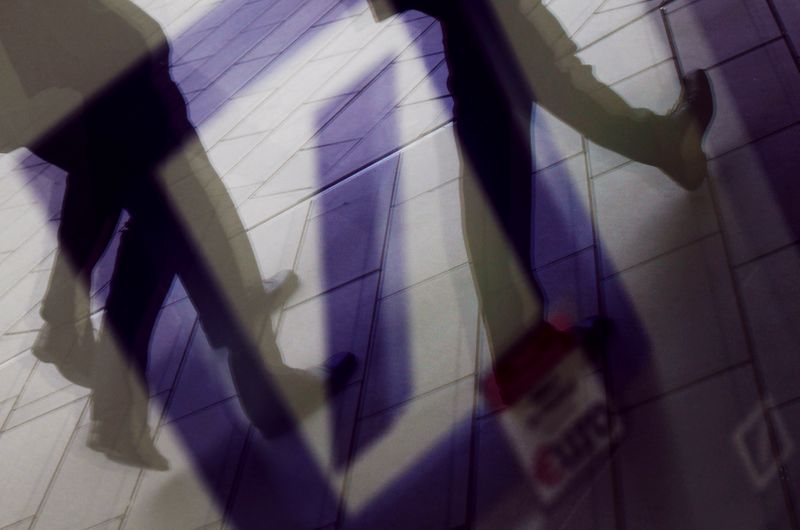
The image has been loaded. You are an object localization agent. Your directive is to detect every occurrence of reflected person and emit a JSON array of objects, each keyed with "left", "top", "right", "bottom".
[
  {"left": 368, "top": 0, "right": 714, "bottom": 404},
  {"left": 0, "top": 0, "right": 355, "bottom": 469}
]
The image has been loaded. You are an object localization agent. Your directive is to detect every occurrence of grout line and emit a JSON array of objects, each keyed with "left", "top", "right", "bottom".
[
  {"left": 576, "top": 3, "right": 665, "bottom": 52},
  {"left": 27, "top": 398, "right": 91, "bottom": 530},
  {"left": 599, "top": 231, "right": 720, "bottom": 281},
  {"left": 463, "top": 308, "right": 483, "bottom": 529},
  {"left": 244, "top": 118, "right": 455, "bottom": 232},
  {"left": 356, "top": 373, "right": 476, "bottom": 423},
  {"left": 582, "top": 132, "right": 627, "bottom": 530},
  {"left": 764, "top": 0, "right": 800, "bottom": 72},
  {"left": 221, "top": 425, "right": 256, "bottom": 530},
  {"left": 333, "top": 150, "right": 404, "bottom": 529},
  {"left": 617, "top": 360, "right": 753, "bottom": 414},
  {"left": 377, "top": 261, "right": 472, "bottom": 303},
  {"left": 731, "top": 240, "right": 800, "bottom": 271},
  {"left": 706, "top": 167, "right": 800, "bottom": 528}
]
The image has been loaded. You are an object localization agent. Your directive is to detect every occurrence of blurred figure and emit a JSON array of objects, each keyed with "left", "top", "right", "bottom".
[
  {"left": 368, "top": 0, "right": 713, "bottom": 402},
  {"left": 1, "top": 0, "right": 355, "bottom": 469}
]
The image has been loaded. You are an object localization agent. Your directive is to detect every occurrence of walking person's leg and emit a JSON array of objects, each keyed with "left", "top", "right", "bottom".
[
  {"left": 495, "top": 0, "right": 714, "bottom": 190},
  {"left": 89, "top": 215, "right": 174, "bottom": 470},
  {"left": 31, "top": 137, "right": 122, "bottom": 387},
  {"left": 157, "top": 148, "right": 355, "bottom": 437}
]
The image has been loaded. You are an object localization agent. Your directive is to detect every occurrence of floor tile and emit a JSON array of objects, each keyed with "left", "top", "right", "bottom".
[
  {"left": 124, "top": 400, "right": 248, "bottom": 530},
  {"left": 711, "top": 124, "right": 800, "bottom": 265},
  {"left": 574, "top": 0, "right": 660, "bottom": 47},
  {"left": 394, "top": 125, "right": 460, "bottom": 205},
  {"left": 774, "top": 399, "right": 800, "bottom": 522},
  {"left": 0, "top": 271, "right": 60, "bottom": 336},
  {"left": 737, "top": 244, "right": 800, "bottom": 405},
  {"left": 0, "top": 400, "right": 83, "bottom": 528},
  {"left": 363, "top": 265, "right": 478, "bottom": 415},
  {"left": 309, "top": 56, "right": 434, "bottom": 148},
  {"left": 380, "top": 178, "right": 468, "bottom": 297},
  {"left": 0, "top": 352, "right": 36, "bottom": 404},
  {"left": 342, "top": 378, "right": 473, "bottom": 529},
  {"left": 773, "top": 0, "right": 800, "bottom": 53},
  {"left": 290, "top": 157, "right": 396, "bottom": 303},
  {"left": 704, "top": 41, "right": 800, "bottom": 157},
  {"left": 226, "top": 382, "right": 360, "bottom": 529},
  {"left": 473, "top": 413, "right": 616, "bottom": 530},
  {"left": 615, "top": 366, "right": 793, "bottom": 529},
  {"left": 255, "top": 141, "right": 356, "bottom": 198},
  {"left": 15, "top": 361, "right": 73, "bottom": 408},
  {"left": 224, "top": 96, "right": 350, "bottom": 188},
  {"left": 577, "top": 11, "right": 672, "bottom": 86},
  {"left": 278, "top": 272, "right": 379, "bottom": 377},
  {"left": 5, "top": 385, "right": 90, "bottom": 430},
  {"left": 604, "top": 236, "right": 749, "bottom": 406},
  {"left": 323, "top": 97, "right": 453, "bottom": 184},
  {"left": 532, "top": 106, "right": 584, "bottom": 171},
  {"left": 594, "top": 161, "right": 718, "bottom": 276},
  {"left": 165, "top": 328, "right": 236, "bottom": 423},
  {"left": 534, "top": 155, "right": 593, "bottom": 267},
  {"left": 245, "top": 198, "right": 309, "bottom": 280},
  {"left": 668, "top": 0, "right": 780, "bottom": 71},
  {"left": 32, "top": 425, "right": 141, "bottom": 530},
  {"left": 147, "top": 299, "right": 198, "bottom": 396}
]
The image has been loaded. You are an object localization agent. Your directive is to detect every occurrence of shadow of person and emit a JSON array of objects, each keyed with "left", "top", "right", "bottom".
[
  {"left": 0, "top": 0, "right": 356, "bottom": 470},
  {"left": 368, "top": 0, "right": 714, "bottom": 404}
]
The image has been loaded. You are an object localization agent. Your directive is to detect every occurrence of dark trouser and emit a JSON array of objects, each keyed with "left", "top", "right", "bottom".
[
  {"left": 32, "top": 61, "right": 293, "bottom": 435},
  {"left": 90, "top": 165, "right": 289, "bottom": 435}
]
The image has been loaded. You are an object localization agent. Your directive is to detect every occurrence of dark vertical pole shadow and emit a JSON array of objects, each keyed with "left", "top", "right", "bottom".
[{"left": 312, "top": 64, "right": 409, "bottom": 468}]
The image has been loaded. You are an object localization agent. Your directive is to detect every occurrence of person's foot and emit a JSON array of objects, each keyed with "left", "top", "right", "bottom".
[
  {"left": 31, "top": 322, "right": 76, "bottom": 363},
  {"left": 658, "top": 70, "right": 715, "bottom": 191},
  {"left": 32, "top": 321, "right": 95, "bottom": 388},
  {"left": 321, "top": 351, "right": 358, "bottom": 395},
  {"left": 87, "top": 420, "right": 169, "bottom": 471},
  {"left": 262, "top": 269, "right": 299, "bottom": 312},
  {"left": 255, "top": 352, "right": 358, "bottom": 439}
]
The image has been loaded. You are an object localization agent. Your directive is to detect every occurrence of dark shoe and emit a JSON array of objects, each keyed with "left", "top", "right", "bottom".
[
  {"left": 573, "top": 316, "right": 614, "bottom": 366},
  {"left": 322, "top": 351, "right": 358, "bottom": 395},
  {"left": 658, "top": 70, "right": 715, "bottom": 191},
  {"left": 32, "top": 321, "right": 95, "bottom": 388},
  {"left": 88, "top": 421, "right": 169, "bottom": 471}
]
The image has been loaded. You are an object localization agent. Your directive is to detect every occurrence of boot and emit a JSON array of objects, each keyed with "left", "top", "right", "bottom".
[
  {"left": 656, "top": 70, "right": 715, "bottom": 191},
  {"left": 88, "top": 419, "right": 169, "bottom": 471},
  {"left": 32, "top": 319, "right": 95, "bottom": 388}
]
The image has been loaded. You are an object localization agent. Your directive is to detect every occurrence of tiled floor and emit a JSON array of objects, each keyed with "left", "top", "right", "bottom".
[{"left": 1, "top": 0, "right": 799, "bottom": 528}]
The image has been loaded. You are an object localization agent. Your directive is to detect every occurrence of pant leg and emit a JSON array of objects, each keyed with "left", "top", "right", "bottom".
[
  {"left": 488, "top": 0, "right": 669, "bottom": 165},
  {"left": 457, "top": 105, "right": 545, "bottom": 358},
  {"left": 39, "top": 169, "right": 121, "bottom": 325},
  {"left": 121, "top": 58, "right": 301, "bottom": 434},
  {"left": 91, "top": 217, "right": 174, "bottom": 427}
]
